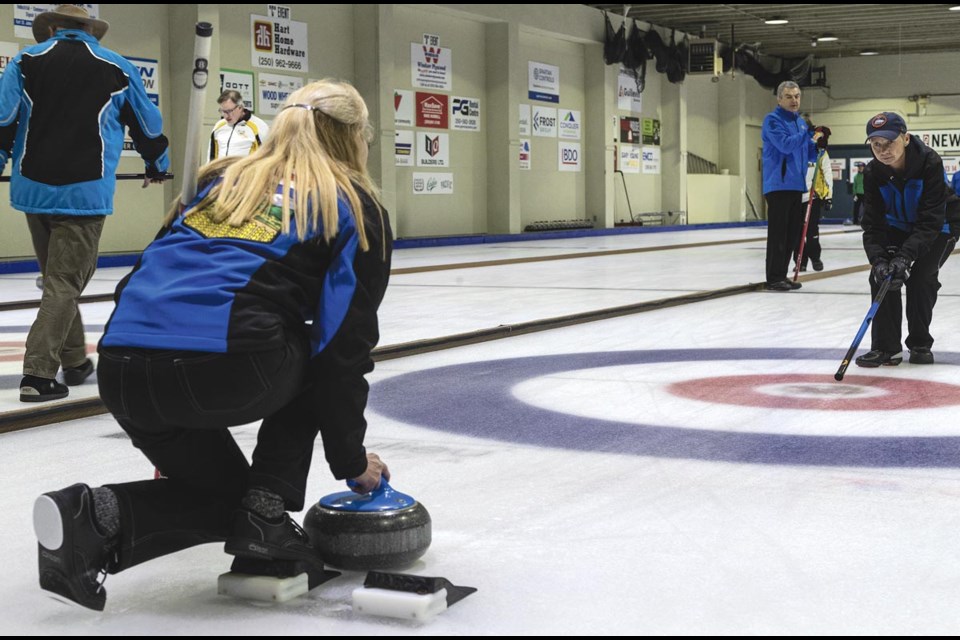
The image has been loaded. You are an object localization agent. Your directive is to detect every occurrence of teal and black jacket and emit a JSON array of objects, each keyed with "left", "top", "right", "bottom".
[{"left": 0, "top": 30, "right": 168, "bottom": 214}]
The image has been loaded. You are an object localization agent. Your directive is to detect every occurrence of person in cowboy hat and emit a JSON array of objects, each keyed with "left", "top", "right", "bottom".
[
  {"left": 31, "top": 4, "right": 109, "bottom": 42},
  {"left": 0, "top": 5, "right": 169, "bottom": 402}
]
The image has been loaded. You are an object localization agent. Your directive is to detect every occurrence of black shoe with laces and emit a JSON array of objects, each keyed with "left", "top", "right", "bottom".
[
  {"left": 63, "top": 359, "right": 95, "bottom": 386},
  {"left": 224, "top": 510, "right": 323, "bottom": 568},
  {"left": 765, "top": 280, "right": 801, "bottom": 291},
  {"left": 20, "top": 375, "right": 68, "bottom": 402},
  {"left": 33, "top": 483, "right": 116, "bottom": 611},
  {"left": 855, "top": 350, "right": 903, "bottom": 368},
  {"left": 909, "top": 347, "right": 934, "bottom": 364}
]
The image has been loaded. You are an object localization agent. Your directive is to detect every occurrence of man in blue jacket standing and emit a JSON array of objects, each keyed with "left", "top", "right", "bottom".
[
  {"left": 0, "top": 5, "right": 169, "bottom": 402},
  {"left": 761, "top": 81, "right": 821, "bottom": 291}
]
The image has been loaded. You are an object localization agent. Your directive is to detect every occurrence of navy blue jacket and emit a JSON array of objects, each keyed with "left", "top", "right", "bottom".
[
  {"left": 761, "top": 106, "right": 817, "bottom": 194},
  {"left": 102, "top": 181, "right": 392, "bottom": 479}
]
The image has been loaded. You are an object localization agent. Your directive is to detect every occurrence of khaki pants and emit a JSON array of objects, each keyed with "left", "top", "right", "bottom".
[{"left": 23, "top": 214, "right": 105, "bottom": 379}]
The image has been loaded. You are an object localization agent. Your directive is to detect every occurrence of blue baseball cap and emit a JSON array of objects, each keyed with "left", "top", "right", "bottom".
[{"left": 865, "top": 112, "right": 907, "bottom": 142}]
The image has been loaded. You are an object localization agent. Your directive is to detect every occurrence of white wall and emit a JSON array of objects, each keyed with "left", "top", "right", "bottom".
[
  {"left": 688, "top": 175, "right": 740, "bottom": 223},
  {"left": 807, "top": 53, "right": 960, "bottom": 146},
  {"left": 0, "top": 3, "right": 834, "bottom": 264},
  {"left": 686, "top": 76, "right": 719, "bottom": 165}
]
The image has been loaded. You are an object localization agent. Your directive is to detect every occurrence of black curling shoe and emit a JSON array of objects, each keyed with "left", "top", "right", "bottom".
[
  {"left": 20, "top": 375, "right": 68, "bottom": 402},
  {"left": 225, "top": 510, "right": 323, "bottom": 568},
  {"left": 855, "top": 350, "right": 903, "bottom": 368},
  {"left": 63, "top": 358, "right": 95, "bottom": 386},
  {"left": 909, "top": 347, "right": 934, "bottom": 365},
  {"left": 33, "top": 483, "right": 116, "bottom": 611}
]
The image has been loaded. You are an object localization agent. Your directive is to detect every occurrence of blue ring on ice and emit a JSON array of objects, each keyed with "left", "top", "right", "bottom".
[{"left": 369, "top": 348, "right": 960, "bottom": 468}]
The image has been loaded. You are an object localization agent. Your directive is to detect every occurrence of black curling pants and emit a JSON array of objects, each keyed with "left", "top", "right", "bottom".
[
  {"left": 869, "top": 231, "right": 957, "bottom": 353},
  {"left": 764, "top": 190, "right": 804, "bottom": 283},
  {"left": 795, "top": 199, "right": 822, "bottom": 268},
  {"left": 96, "top": 333, "right": 321, "bottom": 572}
]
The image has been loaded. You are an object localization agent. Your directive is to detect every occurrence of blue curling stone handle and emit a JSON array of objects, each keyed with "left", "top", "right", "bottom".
[{"left": 319, "top": 477, "right": 417, "bottom": 512}]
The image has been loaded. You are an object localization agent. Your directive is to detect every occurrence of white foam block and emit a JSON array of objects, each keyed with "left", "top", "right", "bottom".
[
  {"left": 352, "top": 586, "right": 448, "bottom": 621},
  {"left": 217, "top": 571, "right": 310, "bottom": 603}
]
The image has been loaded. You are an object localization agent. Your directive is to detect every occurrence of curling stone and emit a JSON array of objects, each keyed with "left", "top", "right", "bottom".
[{"left": 303, "top": 478, "right": 431, "bottom": 571}]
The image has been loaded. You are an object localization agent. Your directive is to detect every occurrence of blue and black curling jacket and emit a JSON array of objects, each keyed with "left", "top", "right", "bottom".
[
  {"left": 862, "top": 136, "right": 960, "bottom": 264},
  {"left": 102, "top": 180, "right": 393, "bottom": 479},
  {"left": 0, "top": 30, "right": 169, "bottom": 215}
]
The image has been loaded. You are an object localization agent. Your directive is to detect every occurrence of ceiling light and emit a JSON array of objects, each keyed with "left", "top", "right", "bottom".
[
  {"left": 950, "top": 6, "right": 960, "bottom": 10},
  {"left": 764, "top": 17, "right": 789, "bottom": 25},
  {"left": 816, "top": 34, "right": 839, "bottom": 42},
  {"left": 860, "top": 50, "right": 879, "bottom": 56}
]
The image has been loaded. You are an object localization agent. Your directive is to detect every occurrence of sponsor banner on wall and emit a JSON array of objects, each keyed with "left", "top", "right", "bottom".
[
  {"left": 251, "top": 13, "right": 309, "bottom": 72},
  {"left": 221, "top": 69, "right": 256, "bottom": 111},
  {"left": 417, "top": 131, "right": 449, "bottom": 167},
  {"left": 619, "top": 116, "right": 640, "bottom": 144},
  {"left": 394, "top": 89, "right": 414, "bottom": 127},
  {"left": 829, "top": 158, "right": 847, "bottom": 182},
  {"left": 412, "top": 42, "right": 452, "bottom": 91},
  {"left": 558, "top": 109, "right": 581, "bottom": 140},
  {"left": 914, "top": 129, "right": 960, "bottom": 153},
  {"left": 532, "top": 106, "right": 557, "bottom": 138},
  {"left": 258, "top": 72, "right": 303, "bottom": 116},
  {"left": 519, "top": 139, "right": 531, "bottom": 170},
  {"left": 0, "top": 42, "right": 18, "bottom": 77},
  {"left": 416, "top": 92, "right": 449, "bottom": 129},
  {"left": 558, "top": 141, "right": 581, "bottom": 172},
  {"left": 413, "top": 172, "right": 454, "bottom": 195},
  {"left": 642, "top": 118, "right": 661, "bottom": 145},
  {"left": 14, "top": 4, "right": 99, "bottom": 39},
  {"left": 125, "top": 57, "right": 159, "bottom": 106},
  {"left": 642, "top": 146, "right": 661, "bottom": 174},
  {"left": 617, "top": 66, "right": 643, "bottom": 113},
  {"left": 451, "top": 96, "right": 480, "bottom": 132},
  {"left": 528, "top": 61, "right": 559, "bottom": 103},
  {"left": 395, "top": 130, "right": 414, "bottom": 167},
  {"left": 519, "top": 104, "right": 531, "bottom": 136},
  {"left": 619, "top": 145, "right": 640, "bottom": 174},
  {"left": 944, "top": 157, "right": 959, "bottom": 178}
]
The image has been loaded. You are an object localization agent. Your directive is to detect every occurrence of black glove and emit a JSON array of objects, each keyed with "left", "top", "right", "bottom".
[
  {"left": 145, "top": 163, "right": 165, "bottom": 180},
  {"left": 822, "top": 198, "right": 832, "bottom": 211},
  {"left": 815, "top": 126, "right": 831, "bottom": 150},
  {"left": 871, "top": 259, "right": 892, "bottom": 284},
  {"left": 889, "top": 255, "right": 911, "bottom": 286}
]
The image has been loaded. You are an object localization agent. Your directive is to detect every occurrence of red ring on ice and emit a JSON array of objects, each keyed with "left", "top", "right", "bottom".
[{"left": 667, "top": 374, "right": 960, "bottom": 411}]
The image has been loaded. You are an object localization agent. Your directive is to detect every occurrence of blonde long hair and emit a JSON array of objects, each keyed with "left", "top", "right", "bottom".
[{"left": 168, "top": 80, "right": 379, "bottom": 250}]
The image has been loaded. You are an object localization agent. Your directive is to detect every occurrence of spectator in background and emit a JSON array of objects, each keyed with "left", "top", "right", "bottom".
[
  {"left": 761, "top": 81, "right": 822, "bottom": 291},
  {"left": 209, "top": 89, "right": 269, "bottom": 161},
  {"left": 796, "top": 117, "right": 832, "bottom": 272},
  {"left": 851, "top": 162, "right": 866, "bottom": 225}
]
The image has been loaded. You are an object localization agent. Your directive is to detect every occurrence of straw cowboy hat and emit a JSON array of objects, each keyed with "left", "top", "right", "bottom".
[{"left": 33, "top": 5, "right": 110, "bottom": 43}]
